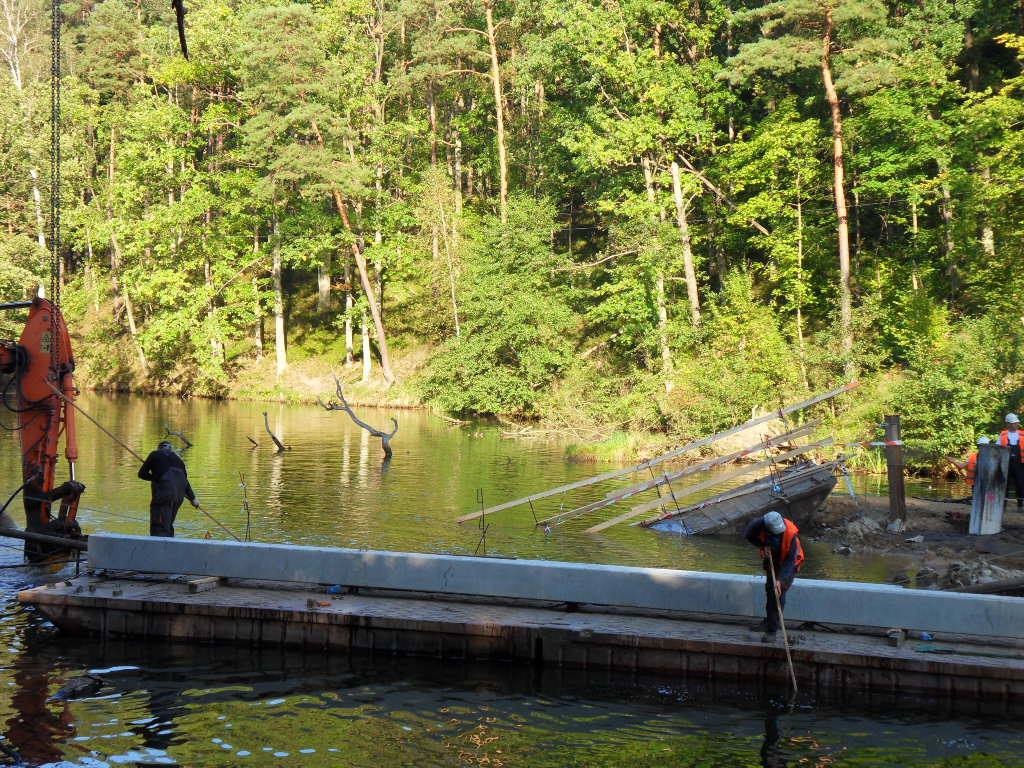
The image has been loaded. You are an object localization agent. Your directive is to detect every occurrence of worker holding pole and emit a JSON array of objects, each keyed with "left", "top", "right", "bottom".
[
  {"left": 745, "top": 511, "right": 804, "bottom": 643},
  {"left": 138, "top": 441, "right": 199, "bottom": 537}
]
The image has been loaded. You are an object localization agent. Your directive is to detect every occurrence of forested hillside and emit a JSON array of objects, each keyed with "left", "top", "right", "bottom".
[{"left": 1, "top": 0, "right": 1022, "bottom": 462}]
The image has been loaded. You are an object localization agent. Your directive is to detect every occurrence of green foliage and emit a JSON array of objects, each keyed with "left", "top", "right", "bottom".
[
  {"left": 891, "top": 317, "right": 1022, "bottom": 465},
  {"left": 0, "top": 0, "right": 1016, "bottom": 463},
  {"left": 668, "top": 272, "right": 804, "bottom": 438},
  {"left": 420, "top": 197, "right": 574, "bottom": 416}
]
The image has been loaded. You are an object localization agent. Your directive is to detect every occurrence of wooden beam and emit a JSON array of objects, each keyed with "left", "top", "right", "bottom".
[
  {"left": 539, "top": 422, "right": 820, "bottom": 529},
  {"left": 635, "top": 440, "right": 835, "bottom": 527},
  {"left": 455, "top": 383, "right": 856, "bottom": 524}
]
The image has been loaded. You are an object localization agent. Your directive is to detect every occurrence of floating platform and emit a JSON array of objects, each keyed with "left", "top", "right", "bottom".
[{"left": 17, "top": 535, "right": 1024, "bottom": 702}]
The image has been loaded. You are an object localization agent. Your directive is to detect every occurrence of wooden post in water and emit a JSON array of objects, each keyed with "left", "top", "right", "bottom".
[
  {"left": 884, "top": 415, "right": 907, "bottom": 529},
  {"left": 970, "top": 443, "right": 1009, "bottom": 535}
]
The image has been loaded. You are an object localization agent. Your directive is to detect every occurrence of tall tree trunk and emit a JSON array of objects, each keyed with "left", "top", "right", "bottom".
[
  {"left": 795, "top": 174, "right": 810, "bottom": 392},
  {"left": 453, "top": 98, "right": 464, "bottom": 216},
  {"left": 980, "top": 166, "right": 995, "bottom": 258},
  {"left": 328, "top": 191, "right": 394, "bottom": 385},
  {"left": 344, "top": 257, "right": 354, "bottom": 365},
  {"left": 105, "top": 126, "right": 147, "bottom": 373},
  {"left": 204, "top": 253, "right": 224, "bottom": 362},
  {"left": 317, "top": 250, "right": 332, "bottom": 311},
  {"left": 940, "top": 179, "right": 957, "bottom": 296},
  {"left": 252, "top": 275, "right": 264, "bottom": 359},
  {"left": 360, "top": 311, "right": 371, "bottom": 382},
  {"left": 669, "top": 160, "right": 701, "bottom": 325},
  {"left": 109, "top": 234, "right": 147, "bottom": 374},
  {"left": 272, "top": 212, "right": 287, "bottom": 378},
  {"left": 485, "top": 0, "right": 509, "bottom": 224},
  {"left": 29, "top": 166, "right": 45, "bottom": 250},
  {"left": 309, "top": 116, "right": 395, "bottom": 386},
  {"left": 821, "top": 8, "right": 853, "bottom": 363},
  {"left": 438, "top": 200, "right": 461, "bottom": 337},
  {"left": 641, "top": 156, "right": 674, "bottom": 391}
]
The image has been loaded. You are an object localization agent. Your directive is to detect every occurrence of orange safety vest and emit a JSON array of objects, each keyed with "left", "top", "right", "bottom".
[
  {"left": 966, "top": 452, "right": 978, "bottom": 486},
  {"left": 759, "top": 519, "right": 805, "bottom": 571},
  {"left": 999, "top": 430, "right": 1021, "bottom": 447}
]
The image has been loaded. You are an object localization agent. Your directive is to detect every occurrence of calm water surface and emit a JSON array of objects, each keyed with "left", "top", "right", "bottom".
[{"left": 0, "top": 395, "right": 1015, "bottom": 767}]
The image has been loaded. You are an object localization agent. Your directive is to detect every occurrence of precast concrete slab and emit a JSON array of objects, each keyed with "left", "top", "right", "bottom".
[{"left": 86, "top": 534, "right": 1024, "bottom": 640}]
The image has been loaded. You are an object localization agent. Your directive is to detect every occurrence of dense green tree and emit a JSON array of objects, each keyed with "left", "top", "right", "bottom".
[{"left": 0, "top": 0, "right": 1018, "bottom": 465}]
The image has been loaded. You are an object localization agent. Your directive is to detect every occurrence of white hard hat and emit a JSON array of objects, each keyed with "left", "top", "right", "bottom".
[
  {"left": 978, "top": 436, "right": 991, "bottom": 445},
  {"left": 1006, "top": 413, "right": 1020, "bottom": 424},
  {"left": 763, "top": 510, "right": 786, "bottom": 534}
]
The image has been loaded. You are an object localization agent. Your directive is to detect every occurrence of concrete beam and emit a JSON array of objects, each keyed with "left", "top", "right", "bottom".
[{"left": 87, "top": 534, "right": 1024, "bottom": 639}]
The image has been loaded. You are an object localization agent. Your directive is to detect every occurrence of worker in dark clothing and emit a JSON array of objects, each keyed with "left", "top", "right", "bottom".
[
  {"left": 745, "top": 511, "right": 804, "bottom": 642},
  {"left": 138, "top": 441, "right": 198, "bottom": 537},
  {"left": 999, "top": 413, "right": 1024, "bottom": 508}
]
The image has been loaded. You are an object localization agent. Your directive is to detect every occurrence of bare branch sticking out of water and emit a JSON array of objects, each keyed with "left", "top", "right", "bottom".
[
  {"left": 164, "top": 424, "right": 193, "bottom": 449},
  {"left": 319, "top": 375, "right": 398, "bottom": 460},
  {"left": 262, "top": 412, "right": 288, "bottom": 453}
]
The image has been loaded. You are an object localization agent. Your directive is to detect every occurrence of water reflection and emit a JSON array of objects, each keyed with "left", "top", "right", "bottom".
[
  {"left": 0, "top": 393, "right": 944, "bottom": 582},
  {"left": 0, "top": 395, "right": 1002, "bottom": 767}
]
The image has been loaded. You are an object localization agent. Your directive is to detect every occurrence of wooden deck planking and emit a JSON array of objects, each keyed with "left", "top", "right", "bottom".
[{"left": 19, "top": 574, "right": 1024, "bottom": 701}]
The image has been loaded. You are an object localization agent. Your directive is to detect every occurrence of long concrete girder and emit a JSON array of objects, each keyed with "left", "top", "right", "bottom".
[{"left": 87, "top": 534, "right": 1024, "bottom": 639}]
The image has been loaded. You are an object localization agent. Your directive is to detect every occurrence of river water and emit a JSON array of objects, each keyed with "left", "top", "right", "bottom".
[{"left": 0, "top": 395, "right": 1019, "bottom": 767}]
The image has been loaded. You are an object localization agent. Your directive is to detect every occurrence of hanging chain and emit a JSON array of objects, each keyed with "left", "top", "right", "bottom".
[{"left": 49, "top": 0, "right": 61, "bottom": 308}]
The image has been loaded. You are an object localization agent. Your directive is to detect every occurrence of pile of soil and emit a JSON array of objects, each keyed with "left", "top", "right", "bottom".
[{"left": 804, "top": 494, "right": 1024, "bottom": 589}]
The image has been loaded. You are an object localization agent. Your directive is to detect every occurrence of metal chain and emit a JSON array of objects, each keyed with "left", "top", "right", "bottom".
[{"left": 49, "top": 0, "right": 61, "bottom": 308}]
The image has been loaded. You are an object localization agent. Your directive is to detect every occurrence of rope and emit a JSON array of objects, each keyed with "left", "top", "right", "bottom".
[{"left": 44, "top": 383, "right": 242, "bottom": 541}]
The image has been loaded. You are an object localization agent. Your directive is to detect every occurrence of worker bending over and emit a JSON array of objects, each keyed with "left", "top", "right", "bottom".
[
  {"left": 999, "top": 414, "right": 1024, "bottom": 508},
  {"left": 138, "top": 441, "right": 199, "bottom": 537},
  {"left": 745, "top": 510, "right": 804, "bottom": 642}
]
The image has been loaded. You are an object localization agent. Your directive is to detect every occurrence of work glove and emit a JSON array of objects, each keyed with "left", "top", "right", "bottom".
[{"left": 190, "top": 498, "right": 200, "bottom": 508}]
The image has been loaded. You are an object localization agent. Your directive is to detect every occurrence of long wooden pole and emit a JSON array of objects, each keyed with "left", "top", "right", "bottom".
[
  {"left": 45, "top": 383, "right": 241, "bottom": 542},
  {"left": 767, "top": 547, "right": 799, "bottom": 696},
  {"left": 548, "top": 427, "right": 821, "bottom": 531},
  {"left": 636, "top": 442, "right": 835, "bottom": 527},
  {"left": 456, "top": 383, "right": 857, "bottom": 523}
]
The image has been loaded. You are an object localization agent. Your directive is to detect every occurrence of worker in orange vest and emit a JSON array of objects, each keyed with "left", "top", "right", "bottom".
[
  {"left": 999, "top": 413, "right": 1023, "bottom": 508},
  {"left": 744, "top": 510, "right": 804, "bottom": 642},
  {"left": 953, "top": 436, "right": 990, "bottom": 493}
]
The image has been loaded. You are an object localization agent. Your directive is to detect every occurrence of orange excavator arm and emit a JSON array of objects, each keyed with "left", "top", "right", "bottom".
[{"left": 0, "top": 297, "right": 83, "bottom": 557}]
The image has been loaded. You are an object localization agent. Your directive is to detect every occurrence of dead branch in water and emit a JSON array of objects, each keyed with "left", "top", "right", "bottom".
[
  {"left": 262, "top": 412, "right": 289, "bottom": 453},
  {"left": 246, "top": 436, "right": 259, "bottom": 448},
  {"left": 164, "top": 424, "right": 193, "bottom": 449},
  {"left": 319, "top": 375, "right": 398, "bottom": 460}
]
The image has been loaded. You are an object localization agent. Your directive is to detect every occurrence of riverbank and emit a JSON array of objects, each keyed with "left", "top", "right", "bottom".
[{"left": 805, "top": 494, "right": 1024, "bottom": 590}]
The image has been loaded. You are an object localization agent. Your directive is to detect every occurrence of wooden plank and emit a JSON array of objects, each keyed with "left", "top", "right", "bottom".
[
  {"left": 187, "top": 576, "right": 220, "bottom": 594},
  {"left": 605, "top": 422, "right": 819, "bottom": 503},
  {"left": 455, "top": 383, "right": 857, "bottom": 523},
  {"left": 637, "top": 444, "right": 836, "bottom": 527},
  {"left": 581, "top": 439, "right": 832, "bottom": 533},
  {"left": 537, "top": 422, "right": 820, "bottom": 529},
  {"left": 630, "top": 441, "right": 833, "bottom": 525}
]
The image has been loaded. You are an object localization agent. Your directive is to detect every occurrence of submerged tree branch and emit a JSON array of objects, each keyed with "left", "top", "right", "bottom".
[{"left": 319, "top": 375, "right": 398, "bottom": 460}]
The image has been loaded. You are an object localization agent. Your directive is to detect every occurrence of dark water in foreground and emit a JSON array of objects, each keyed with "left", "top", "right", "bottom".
[{"left": 0, "top": 395, "right": 1017, "bottom": 767}]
